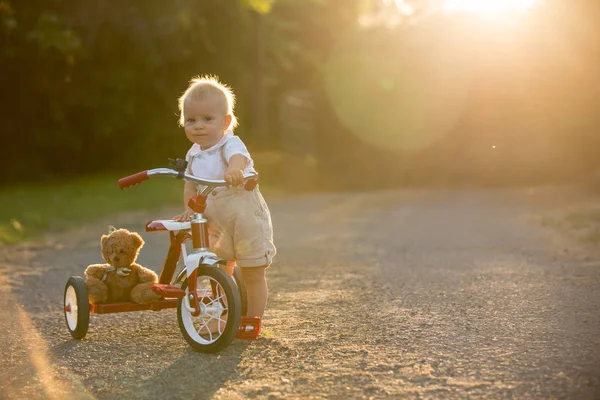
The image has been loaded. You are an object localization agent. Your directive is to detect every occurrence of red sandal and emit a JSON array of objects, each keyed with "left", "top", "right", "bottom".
[{"left": 237, "top": 316, "right": 261, "bottom": 340}]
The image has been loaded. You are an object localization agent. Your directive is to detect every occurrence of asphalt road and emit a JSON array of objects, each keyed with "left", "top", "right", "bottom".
[{"left": 1, "top": 188, "right": 599, "bottom": 399}]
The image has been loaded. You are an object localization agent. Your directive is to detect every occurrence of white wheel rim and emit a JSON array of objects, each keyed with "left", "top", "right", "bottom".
[
  {"left": 181, "top": 275, "right": 228, "bottom": 345},
  {"left": 65, "top": 285, "right": 78, "bottom": 330}
]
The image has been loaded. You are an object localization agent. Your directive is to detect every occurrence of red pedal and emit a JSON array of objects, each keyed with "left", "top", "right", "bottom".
[
  {"left": 237, "top": 316, "right": 261, "bottom": 340},
  {"left": 150, "top": 284, "right": 186, "bottom": 299}
]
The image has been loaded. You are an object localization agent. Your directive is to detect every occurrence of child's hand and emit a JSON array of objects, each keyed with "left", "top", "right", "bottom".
[
  {"left": 173, "top": 208, "right": 194, "bottom": 222},
  {"left": 225, "top": 166, "right": 244, "bottom": 187}
]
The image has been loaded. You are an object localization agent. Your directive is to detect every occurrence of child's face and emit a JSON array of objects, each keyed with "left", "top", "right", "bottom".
[{"left": 183, "top": 95, "right": 232, "bottom": 149}]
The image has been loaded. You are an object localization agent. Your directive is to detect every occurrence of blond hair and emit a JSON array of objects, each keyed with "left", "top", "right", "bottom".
[{"left": 178, "top": 75, "right": 238, "bottom": 130}]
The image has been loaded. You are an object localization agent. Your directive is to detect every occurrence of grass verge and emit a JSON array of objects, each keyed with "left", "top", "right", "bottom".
[
  {"left": 0, "top": 174, "right": 184, "bottom": 245},
  {"left": 540, "top": 208, "right": 600, "bottom": 246},
  {"left": 0, "top": 152, "right": 292, "bottom": 245}
]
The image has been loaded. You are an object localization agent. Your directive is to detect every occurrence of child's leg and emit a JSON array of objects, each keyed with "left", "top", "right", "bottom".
[
  {"left": 199, "top": 263, "right": 266, "bottom": 335},
  {"left": 199, "top": 262, "right": 236, "bottom": 335},
  {"left": 240, "top": 265, "right": 268, "bottom": 317},
  {"left": 221, "top": 261, "right": 235, "bottom": 277}
]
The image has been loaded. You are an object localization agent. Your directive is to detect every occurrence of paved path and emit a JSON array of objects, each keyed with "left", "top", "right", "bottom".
[{"left": 1, "top": 188, "right": 599, "bottom": 399}]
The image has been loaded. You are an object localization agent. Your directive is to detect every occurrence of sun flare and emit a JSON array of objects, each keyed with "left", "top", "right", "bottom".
[
  {"left": 392, "top": 0, "right": 541, "bottom": 16},
  {"left": 442, "top": 0, "right": 539, "bottom": 14}
]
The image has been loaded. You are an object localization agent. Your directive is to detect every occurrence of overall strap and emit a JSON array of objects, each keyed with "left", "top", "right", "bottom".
[{"left": 220, "top": 142, "right": 229, "bottom": 168}]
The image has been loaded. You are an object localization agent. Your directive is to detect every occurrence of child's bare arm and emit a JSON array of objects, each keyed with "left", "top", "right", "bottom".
[
  {"left": 225, "top": 154, "right": 249, "bottom": 186},
  {"left": 183, "top": 181, "right": 197, "bottom": 207},
  {"left": 173, "top": 182, "right": 197, "bottom": 221}
]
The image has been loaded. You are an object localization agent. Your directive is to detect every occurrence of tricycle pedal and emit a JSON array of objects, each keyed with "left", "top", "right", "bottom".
[
  {"left": 237, "top": 316, "right": 261, "bottom": 340},
  {"left": 150, "top": 283, "right": 185, "bottom": 299}
]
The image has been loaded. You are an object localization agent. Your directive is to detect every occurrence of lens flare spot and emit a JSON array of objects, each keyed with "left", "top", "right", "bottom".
[{"left": 324, "top": 21, "right": 474, "bottom": 152}]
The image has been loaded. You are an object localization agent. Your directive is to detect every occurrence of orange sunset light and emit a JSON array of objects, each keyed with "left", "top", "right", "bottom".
[{"left": 393, "top": 0, "right": 542, "bottom": 16}]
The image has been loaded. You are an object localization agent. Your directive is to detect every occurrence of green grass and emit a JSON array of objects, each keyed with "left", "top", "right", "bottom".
[
  {"left": 0, "top": 153, "right": 286, "bottom": 245},
  {"left": 541, "top": 208, "right": 600, "bottom": 246},
  {"left": 0, "top": 174, "right": 184, "bottom": 245},
  {"left": 569, "top": 210, "right": 600, "bottom": 245}
]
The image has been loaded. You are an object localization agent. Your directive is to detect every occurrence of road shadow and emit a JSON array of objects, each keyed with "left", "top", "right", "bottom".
[{"left": 116, "top": 340, "right": 251, "bottom": 399}]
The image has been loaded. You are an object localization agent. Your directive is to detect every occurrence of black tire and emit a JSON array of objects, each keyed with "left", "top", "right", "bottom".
[
  {"left": 232, "top": 265, "right": 248, "bottom": 316},
  {"left": 64, "top": 276, "right": 90, "bottom": 339},
  {"left": 178, "top": 266, "right": 241, "bottom": 353}
]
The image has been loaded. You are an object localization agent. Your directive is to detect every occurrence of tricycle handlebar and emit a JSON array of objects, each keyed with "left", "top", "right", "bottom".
[
  {"left": 118, "top": 168, "right": 258, "bottom": 190},
  {"left": 118, "top": 170, "right": 150, "bottom": 189}
]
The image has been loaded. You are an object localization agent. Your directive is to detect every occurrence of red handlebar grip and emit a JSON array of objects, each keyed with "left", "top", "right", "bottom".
[{"left": 118, "top": 171, "right": 149, "bottom": 189}]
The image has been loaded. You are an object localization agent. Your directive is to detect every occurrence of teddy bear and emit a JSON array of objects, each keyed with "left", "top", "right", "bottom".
[{"left": 84, "top": 226, "right": 161, "bottom": 305}]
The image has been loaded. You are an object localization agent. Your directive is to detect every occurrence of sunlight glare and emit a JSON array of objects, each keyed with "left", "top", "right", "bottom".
[
  {"left": 392, "top": 0, "right": 540, "bottom": 17},
  {"left": 442, "top": 0, "right": 539, "bottom": 15}
]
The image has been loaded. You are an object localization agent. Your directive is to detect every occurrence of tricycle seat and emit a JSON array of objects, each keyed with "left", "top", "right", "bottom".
[{"left": 145, "top": 220, "right": 191, "bottom": 233}]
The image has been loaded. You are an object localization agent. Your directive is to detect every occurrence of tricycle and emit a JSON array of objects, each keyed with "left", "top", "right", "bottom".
[{"left": 63, "top": 159, "right": 259, "bottom": 353}]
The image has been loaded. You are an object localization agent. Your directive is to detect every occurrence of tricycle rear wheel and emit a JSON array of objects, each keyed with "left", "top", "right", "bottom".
[{"left": 64, "top": 276, "right": 90, "bottom": 339}]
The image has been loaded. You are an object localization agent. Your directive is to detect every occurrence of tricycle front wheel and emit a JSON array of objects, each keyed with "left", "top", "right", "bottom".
[
  {"left": 64, "top": 276, "right": 90, "bottom": 339},
  {"left": 178, "top": 266, "right": 241, "bottom": 353}
]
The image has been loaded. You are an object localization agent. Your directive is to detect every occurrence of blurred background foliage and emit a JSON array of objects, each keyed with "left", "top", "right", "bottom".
[{"left": 1, "top": 0, "right": 599, "bottom": 189}]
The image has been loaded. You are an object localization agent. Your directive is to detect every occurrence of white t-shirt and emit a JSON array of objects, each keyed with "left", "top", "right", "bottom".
[{"left": 185, "top": 130, "right": 256, "bottom": 180}]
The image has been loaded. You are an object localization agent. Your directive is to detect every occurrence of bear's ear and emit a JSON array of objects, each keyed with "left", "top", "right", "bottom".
[
  {"left": 108, "top": 225, "right": 117, "bottom": 233},
  {"left": 100, "top": 235, "right": 111, "bottom": 263},
  {"left": 131, "top": 232, "right": 144, "bottom": 249}
]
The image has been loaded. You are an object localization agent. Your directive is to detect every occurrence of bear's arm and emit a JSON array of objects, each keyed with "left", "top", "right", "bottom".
[
  {"left": 85, "top": 264, "right": 108, "bottom": 280},
  {"left": 132, "top": 263, "right": 158, "bottom": 283}
]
